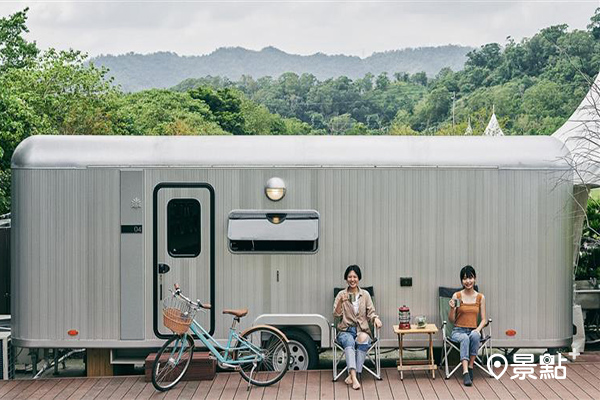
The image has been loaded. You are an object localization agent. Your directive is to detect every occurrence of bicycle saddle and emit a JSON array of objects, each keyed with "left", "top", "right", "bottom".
[{"left": 223, "top": 308, "right": 248, "bottom": 318}]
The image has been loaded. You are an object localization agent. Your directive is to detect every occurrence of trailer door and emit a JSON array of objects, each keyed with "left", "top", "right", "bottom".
[{"left": 153, "top": 183, "right": 214, "bottom": 338}]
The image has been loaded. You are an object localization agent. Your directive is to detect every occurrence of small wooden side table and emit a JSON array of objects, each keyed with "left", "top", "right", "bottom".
[{"left": 393, "top": 324, "right": 438, "bottom": 380}]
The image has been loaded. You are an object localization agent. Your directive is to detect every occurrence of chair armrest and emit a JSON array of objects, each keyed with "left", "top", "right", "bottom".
[
  {"left": 442, "top": 320, "right": 448, "bottom": 340},
  {"left": 331, "top": 322, "right": 338, "bottom": 347}
]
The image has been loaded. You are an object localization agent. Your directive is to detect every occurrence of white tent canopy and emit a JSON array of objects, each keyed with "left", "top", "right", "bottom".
[
  {"left": 464, "top": 118, "right": 473, "bottom": 135},
  {"left": 483, "top": 112, "right": 504, "bottom": 136},
  {"left": 552, "top": 73, "right": 600, "bottom": 187}
]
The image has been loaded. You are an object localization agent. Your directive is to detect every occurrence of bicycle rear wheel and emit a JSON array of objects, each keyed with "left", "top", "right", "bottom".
[
  {"left": 152, "top": 334, "right": 195, "bottom": 391},
  {"left": 234, "top": 326, "right": 290, "bottom": 386}
]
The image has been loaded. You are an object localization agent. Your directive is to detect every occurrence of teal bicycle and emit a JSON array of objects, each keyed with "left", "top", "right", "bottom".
[{"left": 152, "top": 284, "right": 290, "bottom": 391}]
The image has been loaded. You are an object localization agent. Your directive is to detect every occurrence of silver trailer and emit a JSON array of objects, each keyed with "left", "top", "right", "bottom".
[{"left": 11, "top": 135, "right": 574, "bottom": 368}]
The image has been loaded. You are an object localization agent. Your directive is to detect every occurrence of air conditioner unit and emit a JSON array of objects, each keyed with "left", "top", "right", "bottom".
[{"left": 0, "top": 332, "right": 14, "bottom": 380}]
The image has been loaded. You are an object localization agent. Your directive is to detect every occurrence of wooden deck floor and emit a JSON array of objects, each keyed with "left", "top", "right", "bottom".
[{"left": 1, "top": 361, "right": 599, "bottom": 399}]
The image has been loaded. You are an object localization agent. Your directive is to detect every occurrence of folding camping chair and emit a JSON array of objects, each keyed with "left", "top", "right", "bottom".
[
  {"left": 332, "top": 286, "right": 382, "bottom": 381},
  {"left": 439, "top": 286, "right": 493, "bottom": 379}
]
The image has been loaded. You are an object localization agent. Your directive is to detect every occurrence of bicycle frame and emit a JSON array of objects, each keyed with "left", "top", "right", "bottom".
[{"left": 171, "top": 318, "right": 263, "bottom": 366}]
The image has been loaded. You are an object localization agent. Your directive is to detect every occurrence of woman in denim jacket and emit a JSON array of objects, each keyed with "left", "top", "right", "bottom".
[
  {"left": 449, "top": 265, "right": 487, "bottom": 387},
  {"left": 333, "top": 265, "right": 382, "bottom": 390}
]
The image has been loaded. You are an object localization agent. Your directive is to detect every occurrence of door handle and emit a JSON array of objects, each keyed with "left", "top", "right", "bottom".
[{"left": 158, "top": 263, "right": 171, "bottom": 274}]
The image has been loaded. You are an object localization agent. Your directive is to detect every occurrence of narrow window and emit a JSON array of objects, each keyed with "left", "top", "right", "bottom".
[
  {"left": 228, "top": 210, "right": 319, "bottom": 253},
  {"left": 167, "top": 199, "right": 201, "bottom": 257}
]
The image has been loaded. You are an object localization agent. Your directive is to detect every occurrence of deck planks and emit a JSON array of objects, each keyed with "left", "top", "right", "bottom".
[
  {"left": 261, "top": 373, "right": 280, "bottom": 400},
  {"left": 384, "top": 369, "right": 408, "bottom": 400},
  {"left": 306, "top": 370, "right": 321, "bottom": 400},
  {"left": 319, "top": 371, "right": 334, "bottom": 400},
  {"left": 4, "top": 362, "right": 600, "bottom": 399},
  {"left": 470, "top": 369, "right": 499, "bottom": 400},
  {"left": 81, "top": 377, "right": 112, "bottom": 399},
  {"left": 108, "top": 377, "right": 141, "bottom": 400},
  {"left": 1, "top": 379, "right": 35, "bottom": 399},
  {"left": 66, "top": 377, "right": 100, "bottom": 400},
  {"left": 50, "top": 378, "right": 87, "bottom": 400},
  {"left": 290, "top": 370, "right": 307, "bottom": 399},
  {"left": 356, "top": 372, "right": 374, "bottom": 400},
  {"left": 97, "top": 377, "right": 128, "bottom": 399},
  {"left": 412, "top": 371, "right": 437, "bottom": 400},
  {"left": 190, "top": 376, "right": 215, "bottom": 400},
  {"left": 10, "top": 379, "right": 50, "bottom": 400},
  {"left": 562, "top": 365, "right": 600, "bottom": 399},
  {"left": 219, "top": 373, "right": 241, "bottom": 400},
  {"left": 39, "top": 378, "right": 74, "bottom": 400},
  {"left": 497, "top": 372, "right": 530, "bottom": 400},
  {"left": 373, "top": 372, "right": 394, "bottom": 400},
  {"left": 442, "top": 371, "right": 467, "bottom": 400},
  {"left": 122, "top": 377, "right": 148, "bottom": 400},
  {"left": 276, "top": 367, "right": 294, "bottom": 400}
]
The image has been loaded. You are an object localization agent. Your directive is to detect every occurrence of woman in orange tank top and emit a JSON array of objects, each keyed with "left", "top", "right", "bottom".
[{"left": 448, "top": 265, "right": 487, "bottom": 387}]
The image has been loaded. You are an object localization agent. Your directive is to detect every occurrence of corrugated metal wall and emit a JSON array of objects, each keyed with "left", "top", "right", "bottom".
[
  {"left": 12, "top": 169, "right": 120, "bottom": 343},
  {"left": 13, "top": 166, "right": 572, "bottom": 347},
  {"left": 143, "top": 167, "right": 572, "bottom": 347}
]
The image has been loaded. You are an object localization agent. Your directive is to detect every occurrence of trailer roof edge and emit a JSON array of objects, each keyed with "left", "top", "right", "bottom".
[{"left": 12, "top": 135, "right": 571, "bottom": 170}]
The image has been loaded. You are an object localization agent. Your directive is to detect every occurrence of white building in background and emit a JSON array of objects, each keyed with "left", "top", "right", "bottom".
[
  {"left": 483, "top": 111, "right": 505, "bottom": 136},
  {"left": 464, "top": 118, "right": 473, "bottom": 135}
]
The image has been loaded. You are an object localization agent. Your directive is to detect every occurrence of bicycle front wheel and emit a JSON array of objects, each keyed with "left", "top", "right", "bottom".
[
  {"left": 152, "top": 333, "right": 195, "bottom": 391},
  {"left": 234, "top": 326, "right": 290, "bottom": 386}
]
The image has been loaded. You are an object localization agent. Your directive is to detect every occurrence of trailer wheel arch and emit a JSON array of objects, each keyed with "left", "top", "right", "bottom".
[{"left": 253, "top": 314, "right": 330, "bottom": 370}]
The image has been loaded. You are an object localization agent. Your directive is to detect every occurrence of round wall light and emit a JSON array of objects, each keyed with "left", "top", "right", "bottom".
[{"left": 265, "top": 177, "right": 286, "bottom": 201}]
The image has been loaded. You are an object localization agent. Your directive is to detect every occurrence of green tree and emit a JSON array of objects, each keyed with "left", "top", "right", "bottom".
[
  {"left": 393, "top": 72, "right": 409, "bottom": 83},
  {"left": 589, "top": 7, "right": 600, "bottom": 40},
  {"left": 0, "top": 48, "right": 124, "bottom": 213},
  {"left": 410, "top": 71, "right": 428, "bottom": 86},
  {"left": 112, "top": 89, "right": 225, "bottom": 135},
  {"left": 388, "top": 110, "right": 418, "bottom": 135},
  {"left": 189, "top": 87, "right": 246, "bottom": 134},
  {"left": 522, "top": 79, "right": 571, "bottom": 119},
  {"left": 355, "top": 73, "right": 374, "bottom": 93},
  {"left": 328, "top": 114, "right": 356, "bottom": 135},
  {"left": 309, "top": 112, "right": 327, "bottom": 130},
  {"left": 465, "top": 43, "right": 502, "bottom": 70},
  {"left": 0, "top": 8, "right": 39, "bottom": 73},
  {"left": 411, "top": 87, "right": 452, "bottom": 130},
  {"left": 375, "top": 72, "right": 390, "bottom": 91}
]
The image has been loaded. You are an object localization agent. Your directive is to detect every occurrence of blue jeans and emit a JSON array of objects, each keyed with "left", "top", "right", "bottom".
[
  {"left": 450, "top": 327, "right": 481, "bottom": 361},
  {"left": 337, "top": 326, "right": 371, "bottom": 373}
]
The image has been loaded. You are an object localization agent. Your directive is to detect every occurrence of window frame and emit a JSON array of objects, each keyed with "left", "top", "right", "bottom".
[{"left": 167, "top": 198, "right": 202, "bottom": 258}]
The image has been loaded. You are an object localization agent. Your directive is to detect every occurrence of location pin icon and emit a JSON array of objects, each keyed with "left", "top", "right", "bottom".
[{"left": 487, "top": 354, "right": 509, "bottom": 379}]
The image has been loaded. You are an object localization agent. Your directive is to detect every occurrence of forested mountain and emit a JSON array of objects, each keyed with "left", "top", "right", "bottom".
[
  {"left": 172, "top": 21, "right": 600, "bottom": 137},
  {"left": 3, "top": 7, "right": 600, "bottom": 215},
  {"left": 91, "top": 45, "right": 472, "bottom": 92}
]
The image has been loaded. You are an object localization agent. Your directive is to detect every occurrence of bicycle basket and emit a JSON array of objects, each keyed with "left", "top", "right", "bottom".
[{"left": 162, "top": 295, "right": 197, "bottom": 335}]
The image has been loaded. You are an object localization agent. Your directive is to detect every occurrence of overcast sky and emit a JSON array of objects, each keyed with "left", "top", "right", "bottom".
[{"left": 1, "top": 1, "right": 599, "bottom": 57}]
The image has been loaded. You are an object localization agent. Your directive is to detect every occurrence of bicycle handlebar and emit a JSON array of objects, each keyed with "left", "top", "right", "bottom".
[{"left": 172, "top": 284, "right": 211, "bottom": 310}]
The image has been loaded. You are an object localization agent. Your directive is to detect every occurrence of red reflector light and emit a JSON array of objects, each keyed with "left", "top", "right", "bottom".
[
  {"left": 505, "top": 329, "right": 517, "bottom": 336},
  {"left": 68, "top": 330, "right": 79, "bottom": 336}
]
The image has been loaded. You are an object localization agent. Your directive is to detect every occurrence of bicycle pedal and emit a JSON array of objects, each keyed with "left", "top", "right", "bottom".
[{"left": 218, "top": 362, "right": 240, "bottom": 370}]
